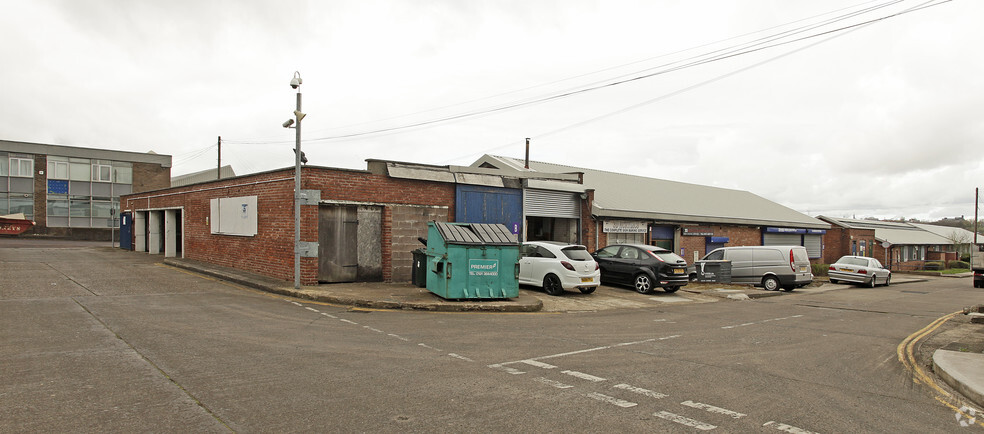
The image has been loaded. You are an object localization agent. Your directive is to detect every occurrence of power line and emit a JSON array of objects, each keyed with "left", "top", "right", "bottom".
[{"left": 223, "top": 0, "right": 949, "bottom": 147}]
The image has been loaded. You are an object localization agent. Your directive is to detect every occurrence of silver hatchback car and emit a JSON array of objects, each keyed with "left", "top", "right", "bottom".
[{"left": 828, "top": 255, "right": 891, "bottom": 287}]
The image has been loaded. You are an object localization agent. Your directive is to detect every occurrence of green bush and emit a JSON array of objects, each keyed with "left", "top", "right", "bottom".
[
  {"left": 960, "top": 254, "right": 971, "bottom": 263},
  {"left": 923, "top": 261, "right": 945, "bottom": 271},
  {"left": 948, "top": 260, "right": 970, "bottom": 269},
  {"left": 812, "top": 263, "right": 829, "bottom": 277}
]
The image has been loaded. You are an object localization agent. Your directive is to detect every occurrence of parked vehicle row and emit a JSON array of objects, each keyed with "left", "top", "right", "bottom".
[{"left": 517, "top": 242, "right": 899, "bottom": 296}]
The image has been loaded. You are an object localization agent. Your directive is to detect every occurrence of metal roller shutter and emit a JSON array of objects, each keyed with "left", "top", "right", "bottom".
[
  {"left": 525, "top": 189, "right": 579, "bottom": 218},
  {"left": 762, "top": 233, "right": 800, "bottom": 246},
  {"left": 804, "top": 234, "right": 822, "bottom": 259}
]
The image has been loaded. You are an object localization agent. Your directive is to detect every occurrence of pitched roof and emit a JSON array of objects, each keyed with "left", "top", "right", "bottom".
[
  {"left": 818, "top": 216, "right": 983, "bottom": 246},
  {"left": 473, "top": 155, "right": 828, "bottom": 229}
]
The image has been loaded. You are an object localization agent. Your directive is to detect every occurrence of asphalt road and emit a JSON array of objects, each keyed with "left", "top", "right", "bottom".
[{"left": 2, "top": 241, "right": 980, "bottom": 432}]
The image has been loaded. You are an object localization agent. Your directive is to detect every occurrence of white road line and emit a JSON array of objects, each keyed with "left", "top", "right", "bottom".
[
  {"left": 388, "top": 333, "right": 410, "bottom": 341},
  {"left": 612, "top": 338, "right": 657, "bottom": 347},
  {"left": 681, "top": 400, "right": 746, "bottom": 419},
  {"left": 535, "top": 377, "right": 573, "bottom": 389},
  {"left": 586, "top": 392, "right": 637, "bottom": 408},
  {"left": 658, "top": 334, "right": 681, "bottom": 341},
  {"left": 363, "top": 326, "right": 384, "bottom": 333},
  {"left": 339, "top": 319, "right": 358, "bottom": 325},
  {"left": 520, "top": 360, "right": 557, "bottom": 369},
  {"left": 653, "top": 411, "right": 716, "bottom": 431},
  {"left": 613, "top": 383, "right": 668, "bottom": 399},
  {"left": 562, "top": 370, "right": 606, "bottom": 382},
  {"left": 722, "top": 315, "right": 806, "bottom": 329},
  {"left": 503, "top": 334, "right": 682, "bottom": 365},
  {"left": 763, "top": 421, "right": 818, "bottom": 434},
  {"left": 290, "top": 301, "right": 303, "bottom": 306},
  {"left": 418, "top": 343, "right": 442, "bottom": 351},
  {"left": 320, "top": 313, "right": 337, "bottom": 319},
  {"left": 530, "top": 346, "right": 613, "bottom": 361},
  {"left": 488, "top": 364, "right": 526, "bottom": 375},
  {"left": 448, "top": 353, "right": 474, "bottom": 362},
  {"left": 305, "top": 307, "right": 319, "bottom": 313}
]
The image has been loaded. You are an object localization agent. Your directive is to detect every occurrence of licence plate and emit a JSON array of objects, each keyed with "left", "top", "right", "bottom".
[
  {"left": 581, "top": 277, "right": 593, "bottom": 283},
  {"left": 839, "top": 268, "right": 853, "bottom": 272},
  {"left": 673, "top": 268, "right": 685, "bottom": 274}
]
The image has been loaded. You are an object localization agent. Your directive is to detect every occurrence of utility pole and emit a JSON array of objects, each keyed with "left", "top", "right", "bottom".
[
  {"left": 525, "top": 137, "right": 530, "bottom": 169},
  {"left": 975, "top": 187, "right": 979, "bottom": 244},
  {"left": 217, "top": 136, "right": 222, "bottom": 180}
]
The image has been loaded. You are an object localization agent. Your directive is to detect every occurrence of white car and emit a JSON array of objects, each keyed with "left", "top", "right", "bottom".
[
  {"left": 518, "top": 241, "right": 601, "bottom": 296},
  {"left": 828, "top": 255, "right": 891, "bottom": 287}
]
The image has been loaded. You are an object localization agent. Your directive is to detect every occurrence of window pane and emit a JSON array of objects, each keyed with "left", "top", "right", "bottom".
[
  {"left": 57, "top": 162, "right": 68, "bottom": 179},
  {"left": 47, "top": 197, "right": 69, "bottom": 217},
  {"left": 70, "top": 196, "right": 91, "bottom": 217},
  {"left": 92, "top": 200, "right": 112, "bottom": 217},
  {"left": 18, "top": 159, "right": 33, "bottom": 177},
  {"left": 70, "top": 162, "right": 89, "bottom": 181},
  {"left": 0, "top": 193, "right": 7, "bottom": 214},
  {"left": 0, "top": 157, "right": 7, "bottom": 176},
  {"left": 113, "top": 166, "right": 132, "bottom": 184},
  {"left": 9, "top": 194, "right": 33, "bottom": 218}
]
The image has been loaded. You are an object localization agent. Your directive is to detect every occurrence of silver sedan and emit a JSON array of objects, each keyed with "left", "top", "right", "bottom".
[{"left": 828, "top": 255, "right": 891, "bottom": 287}]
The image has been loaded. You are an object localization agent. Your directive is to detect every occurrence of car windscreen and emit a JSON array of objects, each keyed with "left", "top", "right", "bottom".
[{"left": 562, "top": 246, "right": 593, "bottom": 261}]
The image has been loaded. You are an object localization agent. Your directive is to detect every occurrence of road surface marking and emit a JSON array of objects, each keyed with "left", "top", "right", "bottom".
[
  {"left": 520, "top": 360, "right": 557, "bottom": 369},
  {"left": 653, "top": 411, "right": 716, "bottom": 431},
  {"left": 722, "top": 315, "right": 805, "bottom": 329},
  {"left": 320, "top": 312, "right": 337, "bottom": 319},
  {"left": 418, "top": 343, "right": 442, "bottom": 351},
  {"left": 586, "top": 392, "right": 637, "bottom": 408},
  {"left": 448, "top": 353, "right": 474, "bottom": 362},
  {"left": 562, "top": 370, "right": 606, "bottom": 382},
  {"left": 763, "top": 421, "right": 818, "bottom": 433},
  {"left": 488, "top": 364, "right": 525, "bottom": 375},
  {"left": 535, "top": 377, "right": 573, "bottom": 389},
  {"left": 338, "top": 319, "right": 358, "bottom": 325},
  {"left": 363, "top": 326, "right": 384, "bottom": 333},
  {"left": 388, "top": 333, "right": 410, "bottom": 341},
  {"left": 613, "top": 383, "right": 667, "bottom": 399},
  {"left": 290, "top": 301, "right": 303, "bottom": 306},
  {"left": 305, "top": 307, "right": 319, "bottom": 313},
  {"left": 681, "top": 400, "right": 746, "bottom": 418}
]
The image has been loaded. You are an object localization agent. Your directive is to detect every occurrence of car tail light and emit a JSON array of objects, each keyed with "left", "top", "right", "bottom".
[
  {"left": 789, "top": 249, "right": 796, "bottom": 272},
  {"left": 595, "top": 262, "right": 600, "bottom": 271},
  {"left": 561, "top": 261, "right": 576, "bottom": 271},
  {"left": 828, "top": 265, "right": 835, "bottom": 271},
  {"left": 858, "top": 269, "right": 868, "bottom": 274}
]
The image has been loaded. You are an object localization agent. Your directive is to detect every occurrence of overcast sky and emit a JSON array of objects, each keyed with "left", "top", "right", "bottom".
[{"left": 2, "top": 0, "right": 982, "bottom": 222}]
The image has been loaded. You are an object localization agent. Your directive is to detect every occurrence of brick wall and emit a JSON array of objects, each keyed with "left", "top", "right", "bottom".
[
  {"left": 822, "top": 227, "right": 877, "bottom": 264},
  {"left": 132, "top": 161, "right": 171, "bottom": 193},
  {"left": 121, "top": 167, "right": 455, "bottom": 285},
  {"left": 32, "top": 154, "right": 46, "bottom": 232},
  {"left": 679, "top": 225, "right": 762, "bottom": 262}
]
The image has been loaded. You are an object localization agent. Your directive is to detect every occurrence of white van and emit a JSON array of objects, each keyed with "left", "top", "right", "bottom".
[{"left": 700, "top": 246, "right": 813, "bottom": 291}]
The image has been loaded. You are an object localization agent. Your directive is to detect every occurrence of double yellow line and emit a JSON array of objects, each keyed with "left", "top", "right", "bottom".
[{"left": 897, "top": 311, "right": 983, "bottom": 428}]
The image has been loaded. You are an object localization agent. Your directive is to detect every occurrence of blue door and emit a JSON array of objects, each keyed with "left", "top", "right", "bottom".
[
  {"left": 119, "top": 211, "right": 133, "bottom": 250},
  {"left": 455, "top": 185, "right": 523, "bottom": 235}
]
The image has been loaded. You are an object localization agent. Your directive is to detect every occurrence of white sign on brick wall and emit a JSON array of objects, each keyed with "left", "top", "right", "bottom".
[{"left": 603, "top": 220, "right": 648, "bottom": 234}]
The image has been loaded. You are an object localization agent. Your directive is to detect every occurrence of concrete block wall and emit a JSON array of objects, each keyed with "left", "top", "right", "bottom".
[{"left": 387, "top": 205, "right": 449, "bottom": 282}]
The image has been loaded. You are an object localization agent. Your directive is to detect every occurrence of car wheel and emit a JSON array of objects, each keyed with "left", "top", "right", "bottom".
[
  {"left": 867, "top": 275, "right": 876, "bottom": 288},
  {"left": 829, "top": 278, "right": 839, "bottom": 284},
  {"left": 579, "top": 287, "right": 596, "bottom": 294},
  {"left": 689, "top": 273, "right": 698, "bottom": 282},
  {"left": 781, "top": 286, "right": 794, "bottom": 292},
  {"left": 883, "top": 275, "right": 891, "bottom": 287},
  {"left": 543, "top": 275, "right": 564, "bottom": 296},
  {"left": 762, "top": 276, "right": 780, "bottom": 291},
  {"left": 662, "top": 286, "right": 679, "bottom": 293},
  {"left": 633, "top": 274, "right": 653, "bottom": 294}
]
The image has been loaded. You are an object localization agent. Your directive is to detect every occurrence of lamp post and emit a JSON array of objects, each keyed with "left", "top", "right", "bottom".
[{"left": 291, "top": 71, "right": 303, "bottom": 289}]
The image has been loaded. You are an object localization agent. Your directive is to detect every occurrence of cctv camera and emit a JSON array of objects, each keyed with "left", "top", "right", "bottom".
[
  {"left": 290, "top": 77, "right": 302, "bottom": 89},
  {"left": 282, "top": 119, "right": 294, "bottom": 128}
]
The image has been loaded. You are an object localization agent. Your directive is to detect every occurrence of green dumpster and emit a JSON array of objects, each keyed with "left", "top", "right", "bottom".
[{"left": 424, "top": 221, "right": 520, "bottom": 299}]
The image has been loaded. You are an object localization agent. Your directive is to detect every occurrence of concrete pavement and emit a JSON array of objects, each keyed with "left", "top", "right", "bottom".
[{"left": 162, "top": 256, "right": 984, "bottom": 411}]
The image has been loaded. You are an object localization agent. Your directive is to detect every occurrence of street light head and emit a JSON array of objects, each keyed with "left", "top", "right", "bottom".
[
  {"left": 290, "top": 71, "right": 302, "bottom": 89},
  {"left": 282, "top": 119, "right": 294, "bottom": 128}
]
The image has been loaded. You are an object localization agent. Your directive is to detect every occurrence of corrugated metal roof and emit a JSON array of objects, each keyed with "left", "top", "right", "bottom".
[
  {"left": 434, "top": 222, "right": 517, "bottom": 245},
  {"left": 818, "top": 216, "right": 980, "bottom": 246},
  {"left": 475, "top": 155, "right": 828, "bottom": 229}
]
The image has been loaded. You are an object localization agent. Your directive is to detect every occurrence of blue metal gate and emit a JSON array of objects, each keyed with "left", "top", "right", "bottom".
[
  {"left": 455, "top": 185, "right": 523, "bottom": 235},
  {"left": 119, "top": 211, "right": 133, "bottom": 250}
]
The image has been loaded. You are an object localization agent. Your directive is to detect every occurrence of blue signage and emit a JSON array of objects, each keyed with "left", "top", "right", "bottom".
[{"left": 47, "top": 179, "right": 69, "bottom": 194}]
